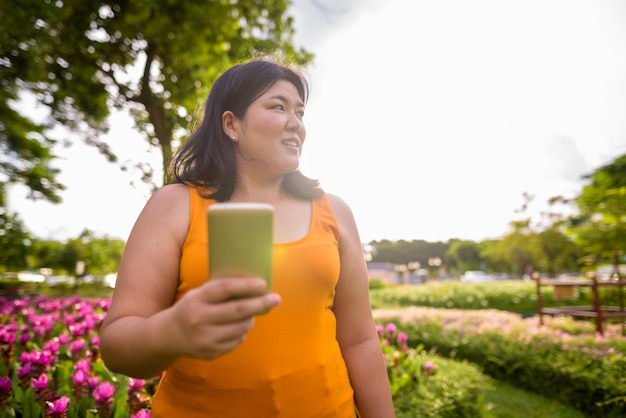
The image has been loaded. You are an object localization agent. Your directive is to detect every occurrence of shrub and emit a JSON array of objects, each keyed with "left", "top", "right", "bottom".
[{"left": 374, "top": 307, "right": 626, "bottom": 417}]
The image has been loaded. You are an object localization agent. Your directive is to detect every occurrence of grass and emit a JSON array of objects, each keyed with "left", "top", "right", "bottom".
[{"left": 482, "top": 381, "right": 585, "bottom": 418}]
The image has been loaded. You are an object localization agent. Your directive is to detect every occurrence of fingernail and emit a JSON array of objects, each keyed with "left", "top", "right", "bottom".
[{"left": 268, "top": 294, "right": 281, "bottom": 304}]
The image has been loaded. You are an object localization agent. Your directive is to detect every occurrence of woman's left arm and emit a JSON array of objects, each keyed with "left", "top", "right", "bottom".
[{"left": 328, "top": 194, "right": 395, "bottom": 418}]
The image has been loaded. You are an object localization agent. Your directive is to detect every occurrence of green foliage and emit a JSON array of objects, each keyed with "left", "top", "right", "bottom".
[
  {"left": 369, "top": 280, "right": 593, "bottom": 314},
  {"left": 0, "top": 212, "right": 31, "bottom": 272},
  {"left": 567, "top": 153, "right": 626, "bottom": 267},
  {"left": 445, "top": 240, "right": 483, "bottom": 274},
  {"left": 0, "top": 0, "right": 312, "bottom": 188},
  {"left": 368, "top": 278, "right": 389, "bottom": 290},
  {"left": 369, "top": 239, "right": 449, "bottom": 269},
  {"left": 375, "top": 307, "right": 626, "bottom": 417},
  {"left": 24, "top": 229, "right": 124, "bottom": 276}
]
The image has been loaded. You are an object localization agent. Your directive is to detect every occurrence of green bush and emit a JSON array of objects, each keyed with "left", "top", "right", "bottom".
[
  {"left": 374, "top": 307, "right": 626, "bottom": 417},
  {"left": 379, "top": 323, "right": 495, "bottom": 417},
  {"left": 370, "top": 280, "right": 593, "bottom": 314}
]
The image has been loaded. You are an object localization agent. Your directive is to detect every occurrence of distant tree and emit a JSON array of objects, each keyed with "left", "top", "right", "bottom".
[
  {"left": 0, "top": 0, "right": 312, "bottom": 193},
  {"left": 29, "top": 229, "right": 124, "bottom": 276},
  {"left": 534, "top": 226, "right": 581, "bottom": 276},
  {"left": 482, "top": 220, "right": 535, "bottom": 277},
  {"left": 0, "top": 209, "right": 31, "bottom": 272},
  {"left": 445, "top": 240, "right": 483, "bottom": 274},
  {"left": 567, "top": 153, "right": 626, "bottom": 274},
  {"left": 368, "top": 239, "right": 449, "bottom": 272}
]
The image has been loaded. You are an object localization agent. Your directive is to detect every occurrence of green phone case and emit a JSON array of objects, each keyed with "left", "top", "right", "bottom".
[{"left": 208, "top": 203, "right": 273, "bottom": 291}]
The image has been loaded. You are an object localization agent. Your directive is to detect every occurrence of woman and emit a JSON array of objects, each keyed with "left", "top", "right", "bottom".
[{"left": 99, "top": 57, "right": 395, "bottom": 417}]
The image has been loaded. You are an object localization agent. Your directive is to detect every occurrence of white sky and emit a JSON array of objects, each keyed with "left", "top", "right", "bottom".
[{"left": 7, "top": 0, "right": 626, "bottom": 243}]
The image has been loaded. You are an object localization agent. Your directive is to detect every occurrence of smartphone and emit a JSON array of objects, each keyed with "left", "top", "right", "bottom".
[{"left": 207, "top": 202, "right": 274, "bottom": 292}]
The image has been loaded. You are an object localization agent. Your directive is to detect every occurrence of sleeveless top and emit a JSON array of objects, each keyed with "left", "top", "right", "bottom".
[{"left": 151, "top": 187, "right": 356, "bottom": 417}]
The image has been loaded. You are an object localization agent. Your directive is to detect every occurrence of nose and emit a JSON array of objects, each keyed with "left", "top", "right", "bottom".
[{"left": 287, "top": 111, "right": 303, "bottom": 132}]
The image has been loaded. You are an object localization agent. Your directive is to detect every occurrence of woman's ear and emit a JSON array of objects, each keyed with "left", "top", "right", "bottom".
[{"left": 222, "top": 111, "right": 238, "bottom": 141}]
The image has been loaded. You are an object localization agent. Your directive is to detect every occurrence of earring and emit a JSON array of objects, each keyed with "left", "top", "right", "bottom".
[{"left": 232, "top": 136, "right": 236, "bottom": 140}]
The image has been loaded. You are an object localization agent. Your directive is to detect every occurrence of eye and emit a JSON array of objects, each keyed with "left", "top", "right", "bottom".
[
  {"left": 272, "top": 104, "right": 285, "bottom": 111},
  {"left": 296, "top": 110, "right": 305, "bottom": 118}
]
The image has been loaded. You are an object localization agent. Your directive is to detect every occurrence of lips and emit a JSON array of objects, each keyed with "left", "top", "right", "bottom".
[{"left": 282, "top": 139, "right": 299, "bottom": 149}]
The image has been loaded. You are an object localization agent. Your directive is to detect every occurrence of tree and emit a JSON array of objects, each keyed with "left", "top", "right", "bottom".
[
  {"left": 0, "top": 210, "right": 32, "bottom": 272},
  {"left": 0, "top": 0, "right": 313, "bottom": 197},
  {"left": 0, "top": 94, "right": 65, "bottom": 205},
  {"left": 534, "top": 227, "right": 581, "bottom": 276},
  {"left": 567, "top": 153, "right": 626, "bottom": 274},
  {"left": 445, "top": 240, "right": 484, "bottom": 275},
  {"left": 29, "top": 229, "right": 125, "bottom": 276},
  {"left": 481, "top": 220, "right": 536, "bottom": 277}
]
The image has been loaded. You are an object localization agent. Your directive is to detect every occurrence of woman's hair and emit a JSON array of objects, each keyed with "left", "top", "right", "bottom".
[{"left": 170, "top": 57, "right": 322, "bottom": 201}]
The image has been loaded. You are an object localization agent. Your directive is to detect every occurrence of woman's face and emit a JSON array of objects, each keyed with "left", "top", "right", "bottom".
[{"left": 234, "top": 79, "right": 306, "bottom": 177}]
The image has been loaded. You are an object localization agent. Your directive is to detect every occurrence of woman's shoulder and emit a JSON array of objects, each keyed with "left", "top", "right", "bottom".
[
  {"left": 142, "top": 183, "right": 190, "bottom": 214},
  {"left": 324, "top": 192, "right": 354, "bottom": 219}
]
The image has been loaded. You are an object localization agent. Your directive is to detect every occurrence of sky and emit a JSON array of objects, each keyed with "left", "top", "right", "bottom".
[{"left": 7, "top": 0, "right": 626, "bottom": 244}]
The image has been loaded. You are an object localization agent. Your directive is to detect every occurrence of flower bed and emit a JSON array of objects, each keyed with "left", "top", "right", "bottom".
[
  {"left": 1, "top": 294, "right": 607, "bottom": 417},
  {"left": 0, "top": 295, "right": 156, "bottom": 417}
]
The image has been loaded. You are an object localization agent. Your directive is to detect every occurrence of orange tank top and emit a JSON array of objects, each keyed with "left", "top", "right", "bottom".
[{"left": 151, "top": 187, "right": 356, "bottom": 417}]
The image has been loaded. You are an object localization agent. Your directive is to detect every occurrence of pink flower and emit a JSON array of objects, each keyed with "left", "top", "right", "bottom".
[
  {"left": 31, "top": 373, "right": 49, "bottom": 391},
  {"left": 93, "top": 381, "right": 116, "bottom": 409},
  {"left": 385, "top": 323, "right": 396, "bottom": 338},
  {"left": 88, "top": 376, "right": 100, "bottom": 390},
  {"left": 0, "top": 383, "right": 10, "bottom": 407},
  {"left": 128, "top": 378, "right": 146, "bottom": 393},
  {"left": 0, "top": 376, "right": 12, "bottom": 393},
  {"left": 75, "top": 358, "right": 91, "bottom": 374},
  {"left": 132, "top": 410, "right": 151, "bottom": 418},
  {"left": 17, "top": 363, "right": 33, "bottom": 379},
  {"left": 375, "top": 324, "right": 383, "bottom": 339},
  {"left": 72, "top": 369, "right": 88, "bottom": 386},
  {"left": 70, "top": 339, "right": 86, "bottom": 354},
  {"left": 396, "top": 332, "right": 409, "bottom": 351},
  {"left": 43, "top": 339, "right": 60, "bottom": 355},
  {"left": 46, "top": 395, "right": 70, "bottom": 416},
  {"left": 422, "top": 361, "right": 435, "bottom": 376}
]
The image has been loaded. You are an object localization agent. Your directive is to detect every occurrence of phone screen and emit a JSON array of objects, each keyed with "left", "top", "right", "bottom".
[{"left": 207, "top": 202, "right": 274, "bottom": 291}]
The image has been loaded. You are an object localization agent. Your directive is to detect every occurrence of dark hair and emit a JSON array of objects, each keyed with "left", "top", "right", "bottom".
[{"left": 171, "top": 58, "right": 322, "bottom": 201}]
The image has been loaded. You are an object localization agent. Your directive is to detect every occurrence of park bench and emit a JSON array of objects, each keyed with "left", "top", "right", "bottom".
[{"left": 535, "top": 273, "right": 626, "bottom": 335}]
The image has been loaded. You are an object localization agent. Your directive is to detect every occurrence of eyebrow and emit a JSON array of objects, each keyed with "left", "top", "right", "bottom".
[{"left": 269, "top": 94, "right": 305, "bottom": 108}]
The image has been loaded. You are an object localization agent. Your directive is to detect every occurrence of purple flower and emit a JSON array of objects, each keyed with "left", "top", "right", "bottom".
[
  {"left": 88, "top": 376, "right": 100, "bottom": 390},
  {"left": 93, "top": 381, "right": 116, "bottom": 409},
  {"left": 17, "top": 363, "right": 33, "bottom": 379},
  {"left": 58, "top": 333, "right": 70, "bottom": 345},
  {"left": 0, "top": 327, "right": 16, "bottom": 344},
  {"left": 90, "top": 336, "right": 100, "bottom": 347},
  {"left": 43, "top": 338, "right": 60, "bottom": 355},
  {"left": 46, "top": 395, "right": 70, "bottom": 416},
  {"left": 128, "top": 378, "right": 146, "bottom": 393},
  {"left": 385, "top": 323, "right": 396, "bottom": 338},
  {"left": 70, "top": 339, "right": 86, "bottom": 356},
  {"left": 72, "top": 369, "right": 88, "bottom": 386},
  {"left": 75, "top": 358, "right": 91, "bottom": 374},
  {"left": 0, "top": 377, "right": 11, "bottom": 407},
  {"left": 0, "top": 376, "right": 12, "bottom": 393},
  {"left": 131, "top": 410, "right": 151, "bottom": 418},
  {"left": 31, "top": 373, "right": 49, "bottom": 391}
]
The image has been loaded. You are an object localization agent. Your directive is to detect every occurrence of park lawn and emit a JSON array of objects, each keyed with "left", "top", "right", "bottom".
[{"left": 482, "top": 380, "right": 585, "bottom": 418}]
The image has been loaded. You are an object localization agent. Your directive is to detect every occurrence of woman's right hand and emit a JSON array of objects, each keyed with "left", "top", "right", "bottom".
[{"left": 167, "top": 277, "right": 281, "bottom": 360}]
